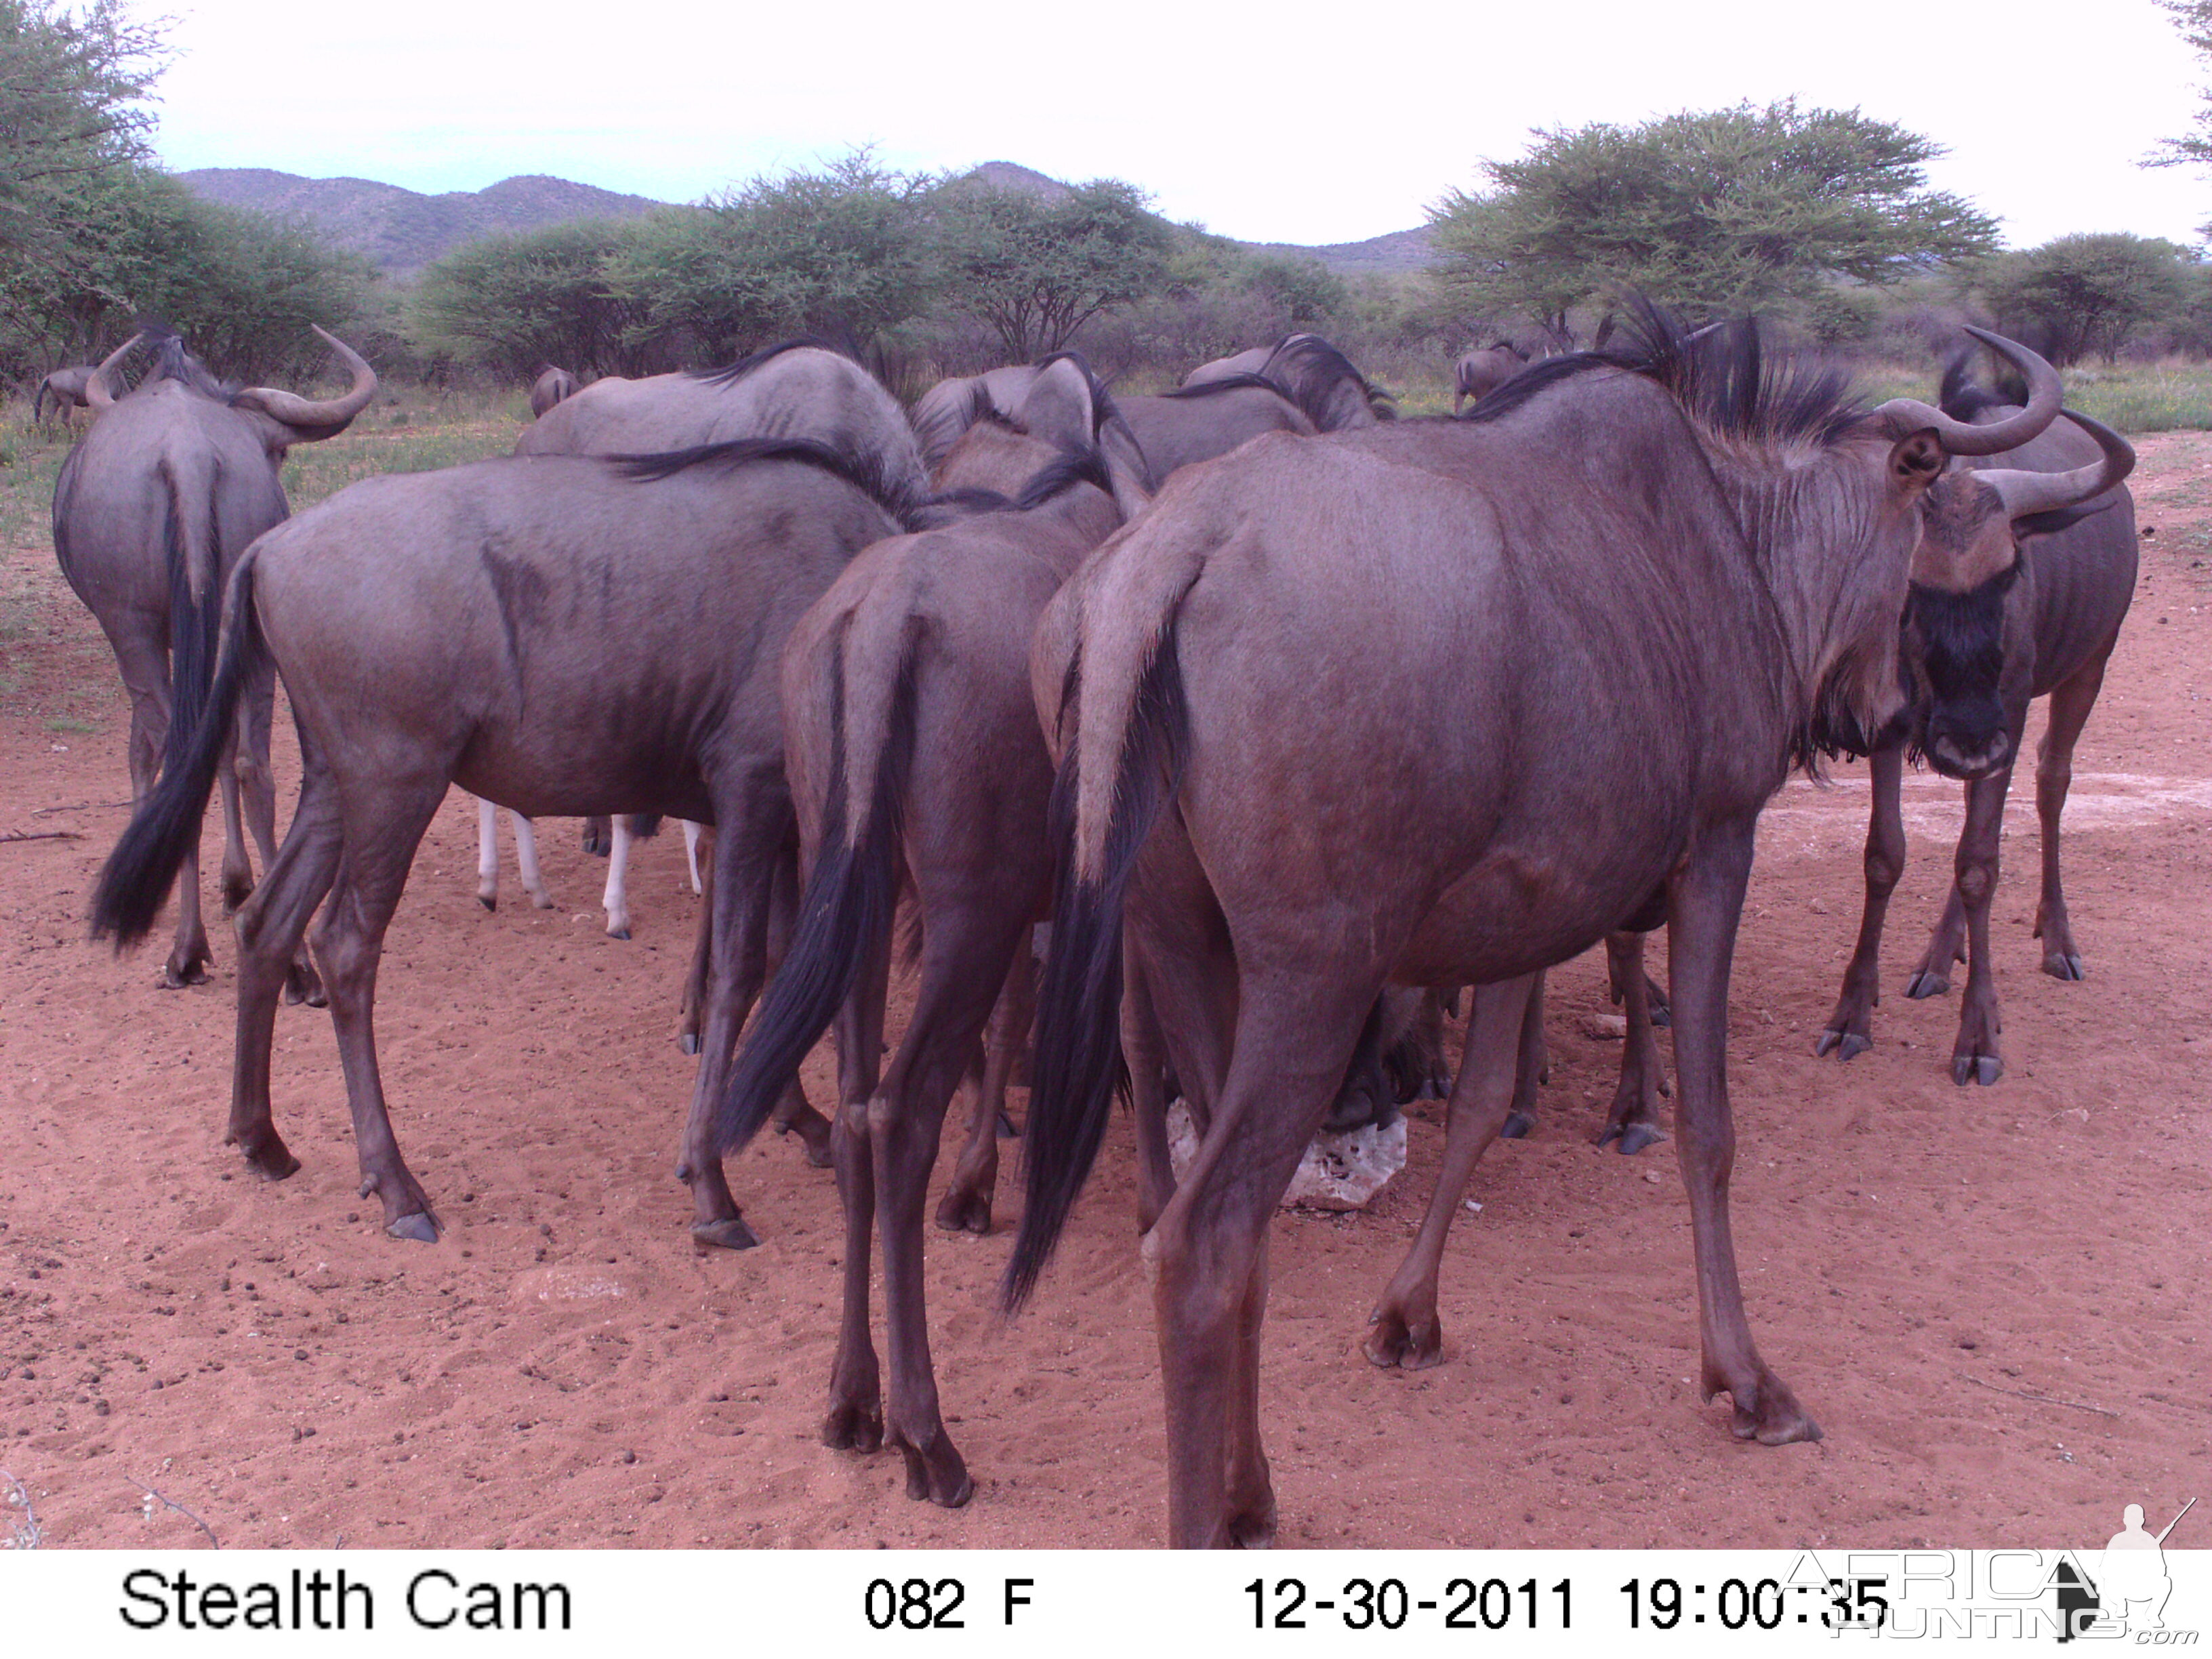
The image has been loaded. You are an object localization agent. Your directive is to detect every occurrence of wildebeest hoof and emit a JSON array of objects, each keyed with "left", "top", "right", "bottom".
[
  {"left": 606, "top": 925, "right": 631, "bottom": 942},
  {"left": 996, "top": 1109, "right": 1019, "bottom": 1138},
  {"left": 1602, "top": 1122, "right": 1666, "bottom": 1156},
  {"left": 823, "top": 1399, "right": 883, "bottom": 1454},
  {"left": 1904, "top": 968, "right": 1951, "bottom": 1000},
  {"left": 2041, "top": 951, "right": 2086, "bottom": 982},
  {"left": 1814, "top": 1027, "right": 1871, "bottom": 1061},
  {"left": 1362, "top": 1307, "right": 1443, "bottom": 1370},
  {"left": 160, "top": 954, "right": 213, "bottom": 989},
  {"left": 478, "top": 893, "right": 496, "bottom": 912},
  {"left": 229, "top": 1128, "right": 301, "bottom": 1181},
  {"left": 283, "top": 961, "right": 327, "bottom": 1008},
  {"left": 1498, "top": 1109, "right": 1535, "bottom": 1140},
  {"left": 386, "top": 1210, "right": 440, "bottom": 1244},
  {"left": 677, "top": 1031, "right": 700, "bottom": 1056},
  {"left": 1951, "top": 1053, "right": 2003, "bottom": 1087},
  {"left": 935, "top": 1185, "right": 993, "bottom": 1235},
  {"left": 1226, "top": 1494, "right": 1279, "bottom": 1549},
  {"left": 691, "top": 1216, "right": 760, "bottom": 1251},
  {"left": 895, "top": 1433, "right": 974, "bottom": 1508}
]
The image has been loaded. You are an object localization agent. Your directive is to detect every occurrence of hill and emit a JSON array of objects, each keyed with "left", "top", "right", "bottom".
[
  {"left": 176, "top": 163, "right": 1436, "bottom": 278},
  {"left": 177, "top": 169, "right": 667, "bottom": 274}
]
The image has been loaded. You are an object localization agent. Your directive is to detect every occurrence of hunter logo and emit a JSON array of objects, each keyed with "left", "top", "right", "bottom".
[{"left": 2057, "top": 1498, "right": 2197, "bottom": 1641}]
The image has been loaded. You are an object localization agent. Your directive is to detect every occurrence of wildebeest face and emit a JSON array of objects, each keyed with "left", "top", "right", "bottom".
[{"left": 1902, "top": 474, "right": 2032, "bottom": 780}]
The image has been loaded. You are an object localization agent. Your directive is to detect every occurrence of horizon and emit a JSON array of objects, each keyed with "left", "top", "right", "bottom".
[{"left": 150, "top": 0, "right": 2210, "bottom": 255}]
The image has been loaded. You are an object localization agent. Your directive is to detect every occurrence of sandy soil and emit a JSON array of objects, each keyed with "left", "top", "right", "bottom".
[{"left": 1, "top": 434, "right": 2206, "bottom": 1551}]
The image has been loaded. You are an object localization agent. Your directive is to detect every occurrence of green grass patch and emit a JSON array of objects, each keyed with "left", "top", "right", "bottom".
[{"left": 43, "top": 714, "right": 96, "bottom": 733}]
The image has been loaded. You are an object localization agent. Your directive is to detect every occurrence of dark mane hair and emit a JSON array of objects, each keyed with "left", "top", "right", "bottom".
[
  {"left": 1938, "top": 348, "right": 2029, "bottom": 422},
  {"left": 687, "top": 337, "right": 855, "bottom": 388},
  {"left": 1259, "top": 333, "right": 1395, "bottom": 427},
  {"left": 1458, "top": 296, "right": 1866, "bottom": 447},
  {"left": 611, "top": 434, "right": 921, "bottom": 526},
  {"left": 907, "top": 445, "right": 1115, "bottom": 531},
  {"left": 1160, "top": 371, "right": 1294, "bottom": 405},
  {"left": 134, "top": 318, "right": 239, "bottom": 404}
]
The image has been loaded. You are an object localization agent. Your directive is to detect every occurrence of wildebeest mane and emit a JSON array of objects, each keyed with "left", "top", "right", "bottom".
[
  {"left": 1160, "top": 371, "right": 1291, "bottom": 403},
  {"left": 136, "top": 319, "right": 241, "bottom": 404},
  {"left": 688, "top": 337, "right": 855, "bottom": 388},
  {"left": 1260, "top": 334, "right": 1396, "bottom": 425},
  {"left": 611, "top": 434, "right": 922, "bottom": 526},
  {"left": 1938, "top": 348, "right": 2033, "bottom": 424},
  {"left": 907, "top": 445, "right": 1116, "bottom": 530},
  {"left": 1457, "top": 298, "right": 1867, "bottom": 449}
]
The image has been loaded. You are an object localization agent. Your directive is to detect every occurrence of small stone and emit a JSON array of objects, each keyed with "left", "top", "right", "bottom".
[{"left": 620, "top": 1449, "right": 636, "bottom": 1465}]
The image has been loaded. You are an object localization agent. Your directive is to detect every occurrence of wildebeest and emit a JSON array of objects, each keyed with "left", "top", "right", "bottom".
[
  {"left": 1183, "top": 333, "right": 1396, "bottom": 430},
  {"left": 34, "top": 363, "right": 98, "bottom": 426},
  {"left": 712, "top": 356, "right": 1144, "bottom": 1507},
  {"left": 1004, "top": 306, "right": 2102, "bottom": 1547},
  {"left": 1453, "top": 342, "right": 1529, "bottom": 413},
  {"left": 528, "top": 364, "right": 579, "bottom": 419},
  {"left": 1816, "top": 352, "right": 2137, "bottom": 1084},
  {"left": 54, "top": 324, "right": 377, "bottom": 991},
  {"left": 90, "top": 431, "right": 920, "bottom": 1245}
]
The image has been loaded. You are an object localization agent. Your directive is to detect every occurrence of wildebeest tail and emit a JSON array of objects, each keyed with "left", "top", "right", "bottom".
[
  {"left": 710, "top": 612, "right": 917, "bottom": 1157},
  {"left": 1005, "top": 530, "right": 1200, "bottom": 1311},
  {"left": 161, "top": 463, "right": 225, "bottom": 786},
  {"left": 91, "top": 552, "right": 266, "bottom": 947}
]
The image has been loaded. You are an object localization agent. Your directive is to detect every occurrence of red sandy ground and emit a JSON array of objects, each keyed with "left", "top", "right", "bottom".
[{"left": 0, "top": 436, "right": 2206, "bottom": 1552}]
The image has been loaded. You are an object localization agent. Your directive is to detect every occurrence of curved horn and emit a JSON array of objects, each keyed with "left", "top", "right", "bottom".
[
  {"left": 1976, "top": 409, "right": 2135, "bottom": 523},
  {"left": 237, "top": 326, "right": 377, "bottom": 432},
  {"left": 1866, "top": 327, "right": 2062, "bottom": 456},
  {"left": 82, "top": 333, "right": 144, "bottom": 412}
]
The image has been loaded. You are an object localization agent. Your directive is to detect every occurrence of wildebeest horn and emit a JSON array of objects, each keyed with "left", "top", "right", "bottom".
[
  {"left": 82, "top": 333, "right": 144, "bottom": 412},
  {"left": 236, "top": 326, "right": 378, "bottom": 431},
  {"left": 1866, "top": 327, "right": 2062, "bottom": 455},
  {"left": 1975, "top": 409, "right": 2135, "bottom": 523}
]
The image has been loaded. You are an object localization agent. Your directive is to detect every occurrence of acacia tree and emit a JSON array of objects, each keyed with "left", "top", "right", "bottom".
[
  {"left": 1973, "top": 234, "right": 2192, "bottom": 365},
  {"left": 1430, "top": 100, "right": 1999, "bottom": 335},
  {"left": 609, "top": 153, "right": 938, "bottom": 361},
  {"left": 413, "top": 220, "right": 651, "bottom": 379},
  {"left": 933, "top": 178, "right": 1174, "bottom": 359}
]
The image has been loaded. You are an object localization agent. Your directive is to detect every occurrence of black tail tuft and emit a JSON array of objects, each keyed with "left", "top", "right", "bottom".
[
  {"left": 709, "top": 637, "right": 914, "bottom": 1156},
  {"left": 91, "top": 556, "right": 265, "bottom": 947},
  {"left": 1004, "top": 640, "right": 1188, "bottom": 1312}
]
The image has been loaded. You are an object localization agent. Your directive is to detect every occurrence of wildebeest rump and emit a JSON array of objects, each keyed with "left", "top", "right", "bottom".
[
  {"left": 1006, "top": 306, "right": 2087, "bottom": 1547},
  {"left": 712, "top": 356, "right": 1142, "bottom": 1508},
  {"left": 528, "top": 364, "right": 579, "bottom": 419},
  {"left": 89, "top": 437, "right": 915, "bottom": 1246},
  {"left": 1816, "top": 352, "right": 2137, "bottom": 1084},
  {"left": 1453, "top": 342, "right": 1528, "bottom": 413},
  {"left": 35, "top": 363, "right": 98, "bottom": 425},
  {"left": 53, "top": 325, "right": 377, "bottom": 991},
  {"left": 1183, "top": 333, "right": 1395, "bottom": 430}
]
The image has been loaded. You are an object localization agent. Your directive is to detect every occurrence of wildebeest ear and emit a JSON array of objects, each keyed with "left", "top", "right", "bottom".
[{"left": 1887, "top": 428, "right": 1946, "bottom": 497}]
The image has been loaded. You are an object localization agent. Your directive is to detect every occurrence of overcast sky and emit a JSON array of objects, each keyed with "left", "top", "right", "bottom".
[{"left": 152, "top": 0, "right": 2209, "bottom": 251}]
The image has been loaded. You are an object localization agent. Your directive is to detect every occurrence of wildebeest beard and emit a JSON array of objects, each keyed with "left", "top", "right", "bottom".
[{"left": 1902, "top": 561, "right": 2022, "bottom": 772}]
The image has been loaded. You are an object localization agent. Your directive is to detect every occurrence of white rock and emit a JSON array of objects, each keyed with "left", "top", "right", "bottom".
[{"left": 1165, "top": 1102, "right": 1408, "bottom": 1212}]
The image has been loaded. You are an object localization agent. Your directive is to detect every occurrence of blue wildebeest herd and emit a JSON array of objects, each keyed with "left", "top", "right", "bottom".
[{"left": 51, "top": 302, "right": 2137, "bottom": 1545}]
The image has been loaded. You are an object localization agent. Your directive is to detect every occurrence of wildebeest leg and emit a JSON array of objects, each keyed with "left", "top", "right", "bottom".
[
  {"left": 475, "top": 796, "right": 500, "bottom": 911},
  {"left": 677, "top": 829, "right": 714, "bottom": 1054},
  {"left": 113, "top": 631, "right": 213, "bottom": 987},
  {"left": 876, "top": 906, "right": 1032, "bottom": 1506},
  {"left": 1366, "top": 975, "right": 1539, "bottom": 1369},
  {"left": 234, "top": 664, "right": 324, "bottom": 1005},
  {"left": 1598, "top": 933, "right": 1668, "bottom": 1153},
  {"left": 1945, "top": 740, "right": 2022, "bottom": 1088},
  {"left": 1151, "top": 974, "right": 1375, "bottom": 1548},
  {"left": 314, "top": 777, "right": 449, "bottom": 1241},
  {"left": 2033, "top": 650, "right": 2111, "bottom": 982},
  {"left": 825, "top": 924, "right": 892, "bottom": 1452},
  {"left": 758, "top": 855, "right": 835, "bottom": 1166},
  {"left": 581, "top": 814, "right": 611, "bottom": 858},
  {"left": 1668, "top": 821, "right": 1819, "bottom": 1445},
  {"left": 602, "top": 815, "right": 634, "bottom": 939},
  {"left": 682, "top": 819, "right": 703, "bottom": 894},
  {"left": 225, "top": 756, "right": 342, "bottom": 1181},
  {"left": 677, "top": 781, "right": 787, "bottom": 1248},
  {"left": 1498, "top": 970, "right": 1547, "bottom": 1137},
  {"left": 937, "top": 933, "right": 1033, "bottom": 1235},
  {"left": 1124, "top": 952, "right": 1179, "bottom": 1234},
  {"left": 510, "top": 813, "right": 554, "bottom": 909},
  {"left": 1818, "top": 741, "right": 1906, "bottom": 1057}
]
